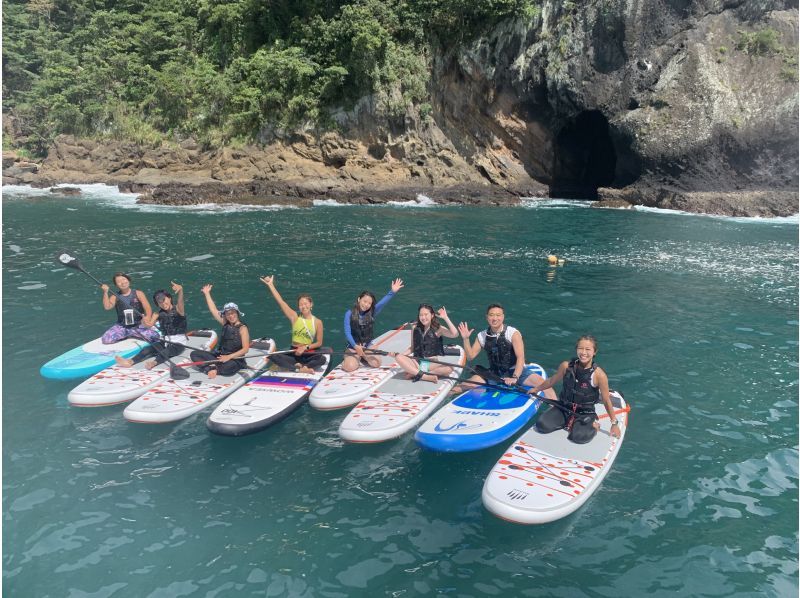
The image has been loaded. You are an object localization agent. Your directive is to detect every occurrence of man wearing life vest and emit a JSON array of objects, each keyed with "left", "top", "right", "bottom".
[{"left": 457, "top": 304, "right": 556, "bottom": 399}]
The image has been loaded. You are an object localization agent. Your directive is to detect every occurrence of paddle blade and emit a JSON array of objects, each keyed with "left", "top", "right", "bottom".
[
  {"left": 169, "top": 364, "right": 191, "bottom": 380},
  {"left": 55, "top": 250, "right": 82, "bottom": 270}
]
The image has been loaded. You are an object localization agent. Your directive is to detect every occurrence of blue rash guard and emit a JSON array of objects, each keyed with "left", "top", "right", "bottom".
[{"left": 343, "top": 291, "right": 395, "bottom": 348}]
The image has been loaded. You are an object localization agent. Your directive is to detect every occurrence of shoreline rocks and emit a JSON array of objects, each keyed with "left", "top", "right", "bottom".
[{"left": 3, "top": 140, "right": 796, "bottom": 216}]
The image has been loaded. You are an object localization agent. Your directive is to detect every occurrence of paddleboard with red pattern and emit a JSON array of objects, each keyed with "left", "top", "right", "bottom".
[{"left": 481, "top": 390, "right": 629, "bottom": 524}]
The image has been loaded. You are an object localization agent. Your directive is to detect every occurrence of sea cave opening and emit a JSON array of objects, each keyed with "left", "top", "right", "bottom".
[{"left": 549, "top": 110, "right": 617, "bottom": 200}]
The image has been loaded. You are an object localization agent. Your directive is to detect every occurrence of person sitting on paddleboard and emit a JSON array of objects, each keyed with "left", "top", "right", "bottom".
[
  {"left": 456, "top": 303, "right": 555, "bottom": 397},
  {"left": 342, "top": 278, "right": 404, "bottom": 372},
  {"left": 259, "top": 275, "right": 326, "bottom": 374},
  {"left": 188, "top": 284, "right": 250, "bottom": 379},
  {"left": 100, "top": 272, "right": 160, "bottom": 344},
  {"left": 393, "top": 304, "right": 458, "bottom": 383},
  {"left": 528, "top": 335, "right": 621, "bottom": 443},
  {"left": 115, "top": 281, "right": 194, "bottom": 370}
]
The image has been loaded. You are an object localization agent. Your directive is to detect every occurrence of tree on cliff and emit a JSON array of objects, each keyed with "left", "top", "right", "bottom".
[{"left": 2, "top": 0, "right": 538, "bottom": 155}]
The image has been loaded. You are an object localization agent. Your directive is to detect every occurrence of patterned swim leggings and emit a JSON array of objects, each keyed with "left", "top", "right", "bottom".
[{"left": 101, "top": 324, "right": 161, "bottom": 345}]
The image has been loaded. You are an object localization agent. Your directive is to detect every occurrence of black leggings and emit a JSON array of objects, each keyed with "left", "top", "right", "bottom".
[
  {"left": 131, "top": 341, "right": 182, "bottom": 366},
  {"left": 269, "top": 351, "right": 327, "bottom": 370},
  {"left": 535, "top": 403, "right": 598, "bottom": 444},
  {"left": 188, "top": 349, "right": 245, "bottom": 376}
]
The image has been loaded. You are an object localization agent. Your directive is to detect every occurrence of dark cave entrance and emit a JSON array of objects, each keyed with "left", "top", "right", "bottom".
[{"left": 549, "top": 110, "right": 617, "bottom": 200}]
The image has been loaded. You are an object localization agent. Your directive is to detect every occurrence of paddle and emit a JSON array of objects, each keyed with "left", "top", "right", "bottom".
[
  {"left": 175, "top": 346, "right": 333, "bottom": 368},
  {"left": 364, "top": 348, "right": 576, "bottom": 415},
  {"left": 56, "top": 248, "right": 152, "bottom": 321},
  {"left": 364, "top": 348, "right": 500, "bottom": 382},
  {"left": 55, "top": 249, "right": 109, "bottom": 287},
  {"left": 127, "top": 330, "right": 191, "bottom": 380},
  {"left": 414, "top": 371, "right": 572, "bottom": 414}
]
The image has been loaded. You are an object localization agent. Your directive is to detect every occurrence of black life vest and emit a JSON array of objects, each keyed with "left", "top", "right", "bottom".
[
  {"left": 218, "top": 322, "right": 245, "bottom": 355},
  {"left": 484, "top": 326, "right": 516, "bottom": 376},
  {"left": 158, "top": 306, "right": 187, "bottom": 336},
  {"left": 115, "top": 290, "right": 143, "bottom": 327},
  {"left": 559, "top": 358, "right": 600, "bottom": 411},
  {"left": 412, "top": 326, "right": 444, "bottom": 358},
  {"left": 351, "top": 310, "right": 374, "bottom": 346}
]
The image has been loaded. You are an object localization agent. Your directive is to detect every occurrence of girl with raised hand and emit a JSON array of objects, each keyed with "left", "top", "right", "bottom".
[
  {"left": 342, "top": 278, "right": 404, "bottom": 372},
  {"left": 394, "top": 305, "right": 458, "bottom": 382},
  {"left": 189, "top": 284, "right": 250, "bottom": 379},
  {"left": 100, "top": 272, "right": 160, "bottom": 344},
  {"left": 259, "top": 275, "right": 326, "bottom": 373},
  {"left": 528, "top": 335, "right": 621, "bottom": 444}
]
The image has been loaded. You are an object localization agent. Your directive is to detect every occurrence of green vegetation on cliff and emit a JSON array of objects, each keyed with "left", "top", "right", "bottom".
[{"left": 3, "top": 0, "right": 537, "bottom": 155}]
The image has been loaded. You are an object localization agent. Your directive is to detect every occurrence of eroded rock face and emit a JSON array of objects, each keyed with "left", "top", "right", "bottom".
[{"left": 431, "top": 0, "right": 798, "bottom": 211}]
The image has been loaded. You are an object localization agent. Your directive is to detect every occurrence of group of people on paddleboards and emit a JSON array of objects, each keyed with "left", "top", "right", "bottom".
[{"left": 100, "top": 272, "right": 620, "bottom": 443}]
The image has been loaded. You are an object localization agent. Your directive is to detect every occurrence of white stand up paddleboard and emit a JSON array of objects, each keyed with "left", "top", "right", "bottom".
[
  {"left": 123, "top": 339, "right": 276, "bottom": 424},
  {"left": 414, "top": 363, "right": 547, "bottom": 452},
  {"left": 41, "top": 337, "right": 150, "bottom": 380},
  {"left": 482, "top": 390, "right": 629, "bottom": 524},
  {"left": 68, "top": 331, "right": 217, "bottom": 407},
  {"left": 338, "top": 346, "right": 466, "bottom": 442},
  {"left": 308, "top": 326, "right": 411, "bottom": 410},
  {"left": 207, "top": 353, "right": 331, "bottom": 436}
]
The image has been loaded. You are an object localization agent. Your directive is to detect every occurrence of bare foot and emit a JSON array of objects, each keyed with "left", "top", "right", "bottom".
[
  {"left": 421, "top": 373, "right": 438, "bottom": 383},
  {"left": 208, "top": 369, "right": 218, "bottom": 379},
  {"left": 115, "top": 355, "right": 134, "bottom": 367},
  {"left": 593, "top": 420, "right": 600, "bottom": 431},
  {"left": 143, "top": 359, "right": 157, "bottom": 370},
  {"left": 297, "top": 366, "right": 314, "bottom": 374}
]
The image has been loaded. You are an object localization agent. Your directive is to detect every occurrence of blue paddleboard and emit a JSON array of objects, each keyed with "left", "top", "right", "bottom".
[
  {"left": 40, "top": 337, "right": 149, "bottom": 380},
  {"left": 414, "top": 363, "right": 546, "bottom": 452}
]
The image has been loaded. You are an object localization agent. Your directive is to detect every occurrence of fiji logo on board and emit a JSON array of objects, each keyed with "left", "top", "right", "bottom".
[{"left": 507, "top": 488, "right": 529, "bottom": 501}]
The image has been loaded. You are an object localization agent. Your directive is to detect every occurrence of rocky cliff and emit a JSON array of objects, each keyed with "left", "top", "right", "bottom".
[
  {"left": 4, "top": 0, "right": 797, "bottom": 216},
  {"left": 428, "top": 0, "right": 798, "bottom": 214}
]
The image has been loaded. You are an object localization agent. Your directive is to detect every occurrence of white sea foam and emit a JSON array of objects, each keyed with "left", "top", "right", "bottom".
[
  {"left": 519, "top": 198, "right": 590, "bottom": 209},
  {"left": 2, "top": 184, "right": 299, "bottom": 213},
  {"left": 128, "top": 201, "right": 297, "bottom": 214},
  {"left": 3, "top": 183, "right": 139, "bottom": 201},
  {"left": 518, "top": 196, "right": 798, "bottom": 223},
  {"left": 8, "top": 245, "right": 21, "bottom": 253},
  {"left": 313, "top": 199, "right": 347, "bottom": 207},
  {"left": 186, "top": 254, "right": 214, "bottom": 262},
  {"left": 633, "top": 205, "right": 799, "bottom": 224},
  {"left": 386, "top": 194, "right": 439, "bottom": 208},
  {"left": 314, "top": 195, "right": 439, "bottom": 208}
]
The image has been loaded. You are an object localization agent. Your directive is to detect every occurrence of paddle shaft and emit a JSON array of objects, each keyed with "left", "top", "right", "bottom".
[
  {"left": 406, "top": 370, "right": 574, "bottom": 415},
  {"left": 364, "top": 349, "right": 527, "bottom": 386},
  {"left": 127, "top": 330, "right": 192, "bottom": 379},
  {"left": 177, "top": 348, "right": 310, "bottom": 367}
]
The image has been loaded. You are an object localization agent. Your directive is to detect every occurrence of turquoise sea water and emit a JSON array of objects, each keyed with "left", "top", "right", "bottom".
[{"left": 3, "top": 186, "right": 798, "bottom": 596}]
